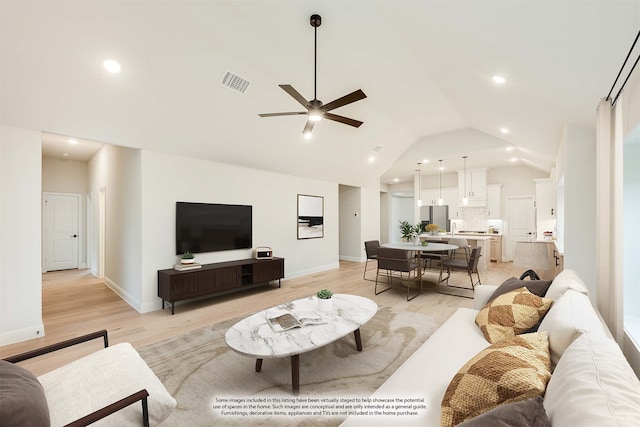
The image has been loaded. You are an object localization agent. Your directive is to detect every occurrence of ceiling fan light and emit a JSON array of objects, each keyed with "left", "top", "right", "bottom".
[{"left": 308, "top": 111, "right": 323, "bottom": 121}]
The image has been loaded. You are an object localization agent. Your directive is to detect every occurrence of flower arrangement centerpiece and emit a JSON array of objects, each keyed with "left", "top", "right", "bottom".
[
  {"left": 399, "top": 220, "right": 424, "bottom": 242},
  {"left": 426, "top": 224, "right": 439, "bottom": 235}
]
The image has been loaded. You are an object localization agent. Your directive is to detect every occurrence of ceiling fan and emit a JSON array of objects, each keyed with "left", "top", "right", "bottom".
[{"left": 259, "top": 14, "right": 367, "bottom": 139}]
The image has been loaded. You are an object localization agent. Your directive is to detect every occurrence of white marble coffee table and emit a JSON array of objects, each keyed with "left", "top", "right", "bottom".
[{"left": 224, "top": 294, "right": 378, "bottom": 395}]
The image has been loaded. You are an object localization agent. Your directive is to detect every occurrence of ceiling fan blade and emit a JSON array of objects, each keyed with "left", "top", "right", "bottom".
[
  {"left": 258, "top": 112, "right": 307, "bottom": 117},
  {"left": 321, "top": 89, "right": 367, "bottom": 112},
  {"left": 302, "top": 120, "right": 316, "bottom": 134},
  {"left": 323, "top": 112, "right": 363, "bottom": 128},
  {"left": 279, "top": 85, "right": 311, "bottom": 108}
]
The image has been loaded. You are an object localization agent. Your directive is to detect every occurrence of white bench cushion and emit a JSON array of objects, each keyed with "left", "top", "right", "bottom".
[
  {"left": 38, "top": 343, "right": 176, "bottom": 426},
  {"left": 544, "top": 333, "right": 640, "bottom": 426}
]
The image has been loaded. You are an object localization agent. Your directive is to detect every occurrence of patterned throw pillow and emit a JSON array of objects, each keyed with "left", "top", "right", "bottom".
[
  {"left": 475, "top": 287, "right": 553, "bottom": 343},
  {"left": 441, "top": 332, "right": 551, "bottom": 427}
]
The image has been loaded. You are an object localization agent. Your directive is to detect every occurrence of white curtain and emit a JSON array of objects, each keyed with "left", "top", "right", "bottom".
[
  {"left": 595, "top": 97, "right": 619, "bottom": 341},
  {"left": 596, "top": 66, "right": 640, "bottom": 345}
]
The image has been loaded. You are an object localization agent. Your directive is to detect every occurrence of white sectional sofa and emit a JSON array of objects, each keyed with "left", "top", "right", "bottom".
[{"left": 340, "top": 270, "right": 640, "bottom": 426}]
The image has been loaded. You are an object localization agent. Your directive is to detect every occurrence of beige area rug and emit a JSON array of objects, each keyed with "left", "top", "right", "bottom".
[{"left": 138, "top": 307, "right": 440, "bottom": 427}]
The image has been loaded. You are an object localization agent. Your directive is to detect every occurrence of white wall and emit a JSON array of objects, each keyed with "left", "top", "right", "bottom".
[
  {"left": 488, "top": 165, "right": 547, "bottom": 199},
  {"left": 339, "top": 185, "right": 362, "bottom": 262},
  {"left": 379, "top": 191, "right": 390, "bottom": 244},
  {"left": 138, "top": 150, "right": 340, "bottom": 312},
  {"left": 559, "top": 125, "right": 597, "bottom": 296},
  {"left": 0, "top": 126, "right": 44, "bottom": 345},
  {"left": 360, "top": 183, "right": 381, "bottom": 258},
  {"left": 88, "top": 144, "right": 143, "bottom": 310},
  {"left": 390, "top": 195, "right": 414, "bottom": 243},
  {"left": 42, "top": 157, "right": 89, "bottom": 194}
]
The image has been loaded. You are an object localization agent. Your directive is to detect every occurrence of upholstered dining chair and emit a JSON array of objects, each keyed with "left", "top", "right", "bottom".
[
  {"left": 363, "top": 240, "right": 381, "bottom": 281},
  {"left": 438, "top": 246, "right": 482, "bottom": 298},
  {"left": 375, "top": 247, "right": 421, "bottom": 301},
  {"left": 448, "top": 238, "right": 470, "bottom": 261}
]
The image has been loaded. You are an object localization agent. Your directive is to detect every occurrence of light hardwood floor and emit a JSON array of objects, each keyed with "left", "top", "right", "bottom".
[{"left": 0, "top": 260, "right": 520, "bottom": 375}]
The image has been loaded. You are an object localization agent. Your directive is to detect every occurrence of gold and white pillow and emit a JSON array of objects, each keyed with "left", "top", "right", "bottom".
[
  {"left": 441, "top": 332, "right": 551, "bottom": 427},
  {"left": 475, "top": 287, "right": 553, "bottom": 343}
]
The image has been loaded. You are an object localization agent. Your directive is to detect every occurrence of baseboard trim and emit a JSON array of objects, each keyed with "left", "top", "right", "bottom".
[
  {"left": 284, "top": 262, "right": 340, "bottom": 280},
  {"left": 103, "top": 276, "right": 143, "bottom": 313},
  {"left": 0, "top": 323, "right": 46, "bottom": 346}
]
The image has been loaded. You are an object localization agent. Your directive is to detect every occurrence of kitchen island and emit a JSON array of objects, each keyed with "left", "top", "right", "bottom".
[{"left": 419, "top": 233, "right": 493, "bottom": 271}]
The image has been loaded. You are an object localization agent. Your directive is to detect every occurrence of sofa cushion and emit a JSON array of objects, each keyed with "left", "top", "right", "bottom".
[
  {"left": 475, "top": 287, "right": 553, "bottom": 343},
  {"left": 545, "top": 269, "right": 589, "bottom": 300},
  {"left": 538, "top": 289, "right": 606, "bottom": 366},
  {"left": 457, "top": 397, "right": 550, "bottom": 427},
  {"left": 441, "top": 332, "right": 551, "bottom": 427},
  {"left": 38, "top": 343, "right": 176, "bottom": 427},
  {"left": 489, "top": 277, "right": 553, "bottom": 302},
  {"left": 544, "top": 332, "right": 640, "bottom": 426},
  {"left": 0, "top": 360, "right": 51, "bottom": 427}
]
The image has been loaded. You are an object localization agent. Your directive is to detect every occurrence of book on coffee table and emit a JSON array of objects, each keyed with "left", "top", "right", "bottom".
[{"left": 267, "top": 311, "right": 326, "bottom": 332}]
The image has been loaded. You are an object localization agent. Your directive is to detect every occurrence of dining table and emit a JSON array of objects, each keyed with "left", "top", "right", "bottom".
[{"left": 382, "top": 241, "right": 459, "bottom": 290}]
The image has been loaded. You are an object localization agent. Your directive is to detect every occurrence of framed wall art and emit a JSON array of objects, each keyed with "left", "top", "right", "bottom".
[{"left": 297, "top": 194, "right": 324, "bottom": 239}]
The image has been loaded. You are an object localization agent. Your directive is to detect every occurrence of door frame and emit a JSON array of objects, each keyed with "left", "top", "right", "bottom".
[
  {"left": 504, "top": 195, "right": 536, "bottom": 261},
  {"left": 42, "top": 192, "right": 83, "bottom": 273}
]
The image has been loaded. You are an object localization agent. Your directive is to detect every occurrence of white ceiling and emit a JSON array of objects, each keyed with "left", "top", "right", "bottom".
[{"left": 2, "top": 1, "right": 638, "bottom": 186}]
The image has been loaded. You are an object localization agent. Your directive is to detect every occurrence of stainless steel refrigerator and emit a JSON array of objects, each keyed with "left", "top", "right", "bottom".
[{"left": 420, "top": 205, "right": 450, "bottom": 232}]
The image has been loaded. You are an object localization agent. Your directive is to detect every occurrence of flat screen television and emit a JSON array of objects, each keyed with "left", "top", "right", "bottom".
[{"left": 176, "top": 202, "right": 252, "bottom": 254}]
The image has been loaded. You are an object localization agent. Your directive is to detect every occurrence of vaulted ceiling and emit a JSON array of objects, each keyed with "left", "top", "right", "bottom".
[{"left": 2, "top": 1, "right": 638, "bottom": 186}]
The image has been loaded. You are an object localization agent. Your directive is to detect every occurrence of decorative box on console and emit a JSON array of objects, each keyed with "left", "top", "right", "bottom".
[{"left": 254, "top": 246, "right": 273, "bottom": 260}]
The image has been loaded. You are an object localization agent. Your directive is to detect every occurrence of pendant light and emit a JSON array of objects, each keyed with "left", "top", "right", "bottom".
[
  {"left": 438, "top": 160, "right": 444, "bottom": 206},
  {"left": 417, "top": 162, "right": 422, "bottom": 207},
  {"left": 462, "top": 156, "right": 469, "bottom": 206}
]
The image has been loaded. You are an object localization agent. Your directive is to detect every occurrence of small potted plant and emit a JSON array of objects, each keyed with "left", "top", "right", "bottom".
[
  {"left": 316, "top": 288, "right": 334, "bottom": 312},
  {"left": 180, "top": 251, "right": 195, "bottom": 264}
]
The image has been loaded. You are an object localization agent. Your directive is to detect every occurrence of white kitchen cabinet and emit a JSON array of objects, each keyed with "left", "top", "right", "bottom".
[
  {"left": 420, "top": 186, "right": 457, "bottom": 207},
  {"left": 458, "top": 168, "right": 487, "bottom": 206},
  {"left": 487, "top": 184, "right": 502, "bottom": 219},
  {"left": 420, "top": 188, "right": 440, "bottom": 206}
]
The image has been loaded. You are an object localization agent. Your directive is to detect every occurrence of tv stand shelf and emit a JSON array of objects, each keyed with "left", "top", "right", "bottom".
[{"left": 158, "top": 257, "right": 284, "bottom": 315}]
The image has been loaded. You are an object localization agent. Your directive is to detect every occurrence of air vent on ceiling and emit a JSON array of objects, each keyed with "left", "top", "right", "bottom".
[{"left": 221, "top": 70, "right": 251, "bottom": 94}]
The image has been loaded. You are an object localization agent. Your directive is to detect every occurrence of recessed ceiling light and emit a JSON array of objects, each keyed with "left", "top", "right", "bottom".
[
  {"left": 510, "top": 157, "right": 518, "bottom": 162},
  {"left": 506, "top": 146, "right": 515, "bottom": 151},
  {"left": 103, "top": 59, "right": 121, "bottom": 74},
  {"left": 492, "top": 75, "right": 507, "bottom": 84},
  {"left": 303, "top": 132, "right": 312, "bottom": 141},
  {"left": 68, "top": 139, "right": 78, "bottom": 145},
  {"left": 422, "top": 159, "right": 429, "bottom": 164},
  {"left": 62, "top": 152, "right": 70, "bottom": 157},
  {"left": 500, "top": 127, "right": 510, "bottom": 134},
  {"left": 368, "top": 155, "right": 376, "bottom": 163},
  {"left": 393, "top": 178, "right": 399, "bottom": 183}
]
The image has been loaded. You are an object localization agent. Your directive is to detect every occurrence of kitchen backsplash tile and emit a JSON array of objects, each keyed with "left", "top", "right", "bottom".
[{"left": 453, "top": 207, "right": 504, "bottom": 233}]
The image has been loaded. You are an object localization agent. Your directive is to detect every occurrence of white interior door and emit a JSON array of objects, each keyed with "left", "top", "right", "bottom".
[
  {"left": 505, "top": 196, "right": 536, "bottom": 260},
  {"left": 44, "top": 193, "right": 80, "bottom": 271}
]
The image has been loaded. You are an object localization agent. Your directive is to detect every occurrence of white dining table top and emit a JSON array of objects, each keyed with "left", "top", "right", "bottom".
[{"left": 383, "top": 242, "right": 458, "bottom": 252}]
